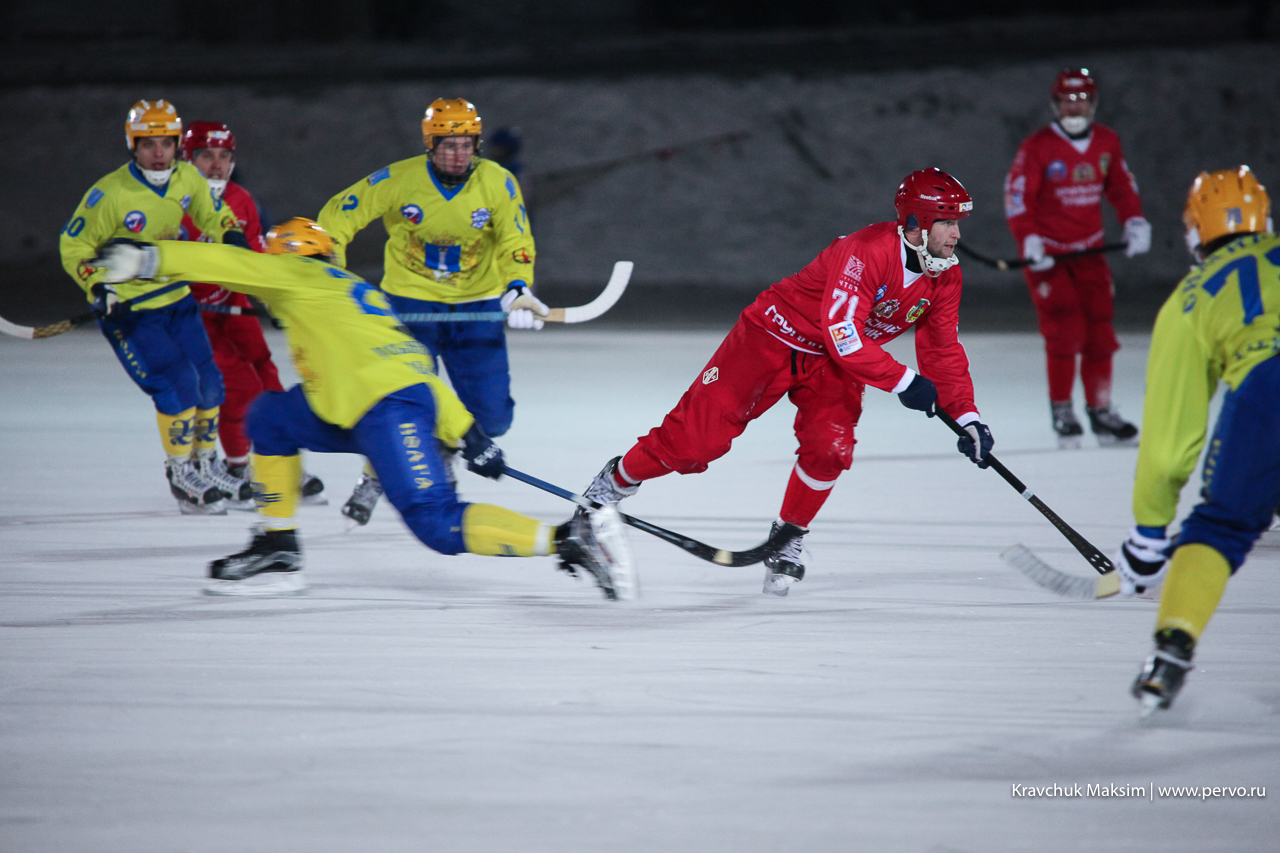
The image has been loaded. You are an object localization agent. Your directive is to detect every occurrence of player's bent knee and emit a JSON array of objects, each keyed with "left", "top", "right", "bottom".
[
  {"left": 400, "top": 501, "right": 468, "bottom": 555},
  {"left": 245, "top": 391, "right": 299, "bottom": 455}
]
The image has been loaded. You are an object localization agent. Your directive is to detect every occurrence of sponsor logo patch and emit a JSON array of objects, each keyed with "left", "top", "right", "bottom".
[
  {"left": 401, "top": 204, "right": 423, "bottom": 224},
  {"left": 512, "top": 247, "right": 532, "bottom": 264},
  {"left": 471, "top": 208, "right": 492, "bottom": 229},
  {"left": 505, "top": 177, "right": 517, "bottom": 200},
  {"left": 86, "top": 188, "right": 104, "bottom": 208},
  {"left": 1226, "top": 207, "right": 1243, "bottom": 227},
  {"left": 840, "top": 254, "right": 865, "bottom": 288},
  {"left": 180, "top": 193, "right": 192, "bottom": 211},
  {"left": 874, "top": 299, "right": 899, "bottom": 318},
  {"left": 829, "top": 320, "right": 862, "bottom": 356},
  {"left": 368, "top": 167, "right": 391, "bottom": 185},
  {"left": 702, "top": 366, "right": 719, "bottom": 384},
  {"left": 124, "top": 210, "right": 147, "bottom": 233},
  {"left": 875, "top": 284, "right": 887, "bottom": 301},
  {"left": 1046, "top": 160, "right": 1068, "bottom": 181}
]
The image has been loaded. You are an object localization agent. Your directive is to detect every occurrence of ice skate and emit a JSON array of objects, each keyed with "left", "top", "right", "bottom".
[
  {"left": 1132, "top": 629, "right": 1194, "bottom": 717},
  {"left": 196, "top": 453, "right": 255, "bottom": 509},
  {"left": 341, "top": 471, "right": 383, "bottom": 527},
  {"left": 299, "top": 472, "right": 328, "bottom": 506},
  {"left": 582, "top": 456, "right": 640, "bottom": 505},
  {"left": 205, "top": 526, "right": 306, "bottom": 596},
  {"left": 762, "top": 521, "right": 807, "bottom": 596},
  {"left": 1088, "top": 405, "right": 1139, "bottom": 447},
  {"left": 1051, "top": 401, "right": 1083, "bottom": 449},
  {"left": 555, "top": 505, "right": 637, "bottom": 601},
  {"left": 166, "top": 458, "right": 227, "bottom": 515}
]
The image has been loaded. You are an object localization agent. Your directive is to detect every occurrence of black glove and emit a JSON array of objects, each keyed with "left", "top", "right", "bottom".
[
  {"left": 897, "top": 374, "right": 937, "bottom": 417},
  {"left": 957, "top": 421, "right": 994, "bottom": 468},
  {"left": 223, "top": 230, "right": 250, "bottom": 249},
  {"left": 90, "top": 282, "right": 127, "bottom": 322},
  {"left": 461, "top": 423, "right": 504, "bottom": 480}
]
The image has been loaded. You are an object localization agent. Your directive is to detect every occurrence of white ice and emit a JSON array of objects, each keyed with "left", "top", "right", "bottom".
[{"left": 2, "top": 325, "right": 1277, "bottom": 852}]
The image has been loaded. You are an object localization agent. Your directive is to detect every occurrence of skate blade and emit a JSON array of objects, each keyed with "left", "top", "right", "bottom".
[
  {"left": 1096, "top": 435, "right": 1139, "bottom": 448},
  {"left": 204, "top": 572, "right": 308, "bottom": 597},
  {"left": 591, "top": 505, "right": 638, "bottom": 602},
  {"left": 225, "top": 498, "right": 258, "bottom": 512},
  {"left": 1137, "top": 692, "right": 1163, "bottom": 719},
  {"left": 762, "top": 570, "right": 795, "bottom": 597},
  {"left": 180, "top": 499, "right": 228, "bottom": 516},
  {"left": 1057, "top": 435, "right": 1083, "bottom": 450},
  {"left": 299, "top": 494, "right": 330, "bottom": 507}
]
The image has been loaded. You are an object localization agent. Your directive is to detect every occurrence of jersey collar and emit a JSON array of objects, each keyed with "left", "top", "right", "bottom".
[
  {"left": 427, "top": 161, "right": 468, "bottom": 201},
  {"left": 128, "top": 161, "right": 171, "bottom": 197},
  {"left": 1049, "top": 122, "right": 1094, "bottom": 155}
]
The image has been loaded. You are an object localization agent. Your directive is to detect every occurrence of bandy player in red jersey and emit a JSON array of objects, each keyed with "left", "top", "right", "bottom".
[
  {"left": 580, "top": 169, "right": 994, "bottom": 596},
  {"left": 1005, "top": 68, "right": 1150, "bottom": 448},
  {"left": 179, "top": 121, "right": 325, "bottom": 505}
]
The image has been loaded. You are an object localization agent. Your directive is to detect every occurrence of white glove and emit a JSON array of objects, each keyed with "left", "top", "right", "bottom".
[
  {"left": 90, "top": 241, "right": 160, "bottom": 283},
  {"left": 1114, "top": 526, "right": 1172, "bottom": 596},
  {"left": 501, "top": 284, "right": 549, "bottom": 331},
  {"left": 1124, "top": 217, "right": 1152, "bottom": 257},
  {"left": 1022, "top": 234, "right": 1054, "bottom": 272}
]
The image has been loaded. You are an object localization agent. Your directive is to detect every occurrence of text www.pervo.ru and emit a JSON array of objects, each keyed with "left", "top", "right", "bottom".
[{"left": 1012, "top": 783, "right": 1266, "bottom": 801}]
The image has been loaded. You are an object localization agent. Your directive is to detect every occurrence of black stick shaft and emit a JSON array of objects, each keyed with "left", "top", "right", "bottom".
[{"left": 957, "top": 241, "right": 1127, "bottom": 271}]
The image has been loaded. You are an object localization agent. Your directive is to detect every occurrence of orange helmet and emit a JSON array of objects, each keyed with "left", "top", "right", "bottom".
[
  {"left": 265, "top": 218, "right": 334, "bottom": 258},
  {"left": 422, "top": 98, "right": 482, "bottom": 151},
  {"left": 1183, "top": 166, "right": 1271, "bottom": 251},
  {"left": 125, "top": 100, "right": 183, "bottom": 150}
]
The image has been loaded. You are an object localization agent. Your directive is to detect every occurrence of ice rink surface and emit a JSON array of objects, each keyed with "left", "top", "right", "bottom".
[{"left": 2, "top": 325, "right": 1277, "bottom": 852}]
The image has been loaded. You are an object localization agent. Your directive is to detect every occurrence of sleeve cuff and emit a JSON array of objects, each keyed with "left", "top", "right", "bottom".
[
  {"left": 953, "top": 411, "right": 981, "bottom": 427},
  {"left": 890, "top": 367, "right": 916, "bottom": 394}
]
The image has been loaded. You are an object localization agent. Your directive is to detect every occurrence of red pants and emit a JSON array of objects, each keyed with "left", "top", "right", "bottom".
[
  {"left": 1023, "top": 254, "right": 1120, "bottom": 407},
  {"left": 624, "top": 321, "right": 862, "bottom": 527},
  {"left": 202, "top": 311, "right": 283, "bottom": 459}
]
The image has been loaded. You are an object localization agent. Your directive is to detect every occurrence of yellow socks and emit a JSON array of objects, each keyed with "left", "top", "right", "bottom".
[
  {"left": 462, "top": 504, "right": 553, "bottom": 557},
  {"left": 1156, "top": 544, "right": 1232, "bottom": 643},
  {"left": 251, "top": 452, "right": 302, "bottom": 527},
  {"left": 157, "top": 407, "right": 197, "bottom": 457}
]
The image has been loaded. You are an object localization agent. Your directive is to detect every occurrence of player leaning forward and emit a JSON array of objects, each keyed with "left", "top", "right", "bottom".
[
  {"left": 319, "top": 98, "right": 542, "bottom": 527},
  {"left": 582, "top": 169, "right": 995, "bottom": 596},
  {"left": 1117, "top": 167, "right": 1279, "bottom": 714},
  {"left": 90, "top": 220, "right": 635, "bottom": 600},
  {"left": 59, "top": 100, "right": 250, "bottom": 513}
]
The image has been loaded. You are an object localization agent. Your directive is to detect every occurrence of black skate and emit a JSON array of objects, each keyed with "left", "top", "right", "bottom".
[
  {"left": 206, "top": 526, "right": 306, "bottom": 596},
  {"left": 341, "top": 471, "right": 383, "bottom": 526},
  {"left": 763, "top": 521, "right": 808, "bottom": 596},
  {"left": 300, "top": 472, "right": 328, "bottom": 506},
  {"left": 1051, "top": 402, "right": 1084, "bottom": 450},
  {"left": 555, "top": 506, "right": 637, "bottom": 601},
  {"left": 1088, "top": 405, "right": 1139, "bottom": 446},
  {"left": 197, "top": 453, "right": 254, "bottom": 509},
  {"left": 166, "top": 458, "right": 226, "bottom": 515},
  {"left": 1131, "top": 629, "right": 1194, "bottom": 717}
]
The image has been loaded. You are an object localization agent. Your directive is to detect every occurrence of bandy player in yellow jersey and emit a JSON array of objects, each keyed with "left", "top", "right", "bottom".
[
  {"left": 318, "top": 98, "right": 541, "bottom": 527},
  {"left": 59, "top": 100, "right": 251, "bottom": 514},
  {"left": 1111, "top": 167, "right": 1280, "bottom": 714},
  {"left": 89, "top": 220, "right": 635, "bottom": 601}
]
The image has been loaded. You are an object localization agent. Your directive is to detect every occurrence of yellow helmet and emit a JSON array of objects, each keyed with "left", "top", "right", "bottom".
[
  {"left": 1183, "top": 166, "right": 1271, "bottom": 251},
  {"left": 422, "top": 98, "right": 482, "bottom": 151},
  {"left": 265, "top": 217, "right": 334, "bottom": 258},
  {"left": 125, "top": 99, "right": 183, "bottom": 150}
]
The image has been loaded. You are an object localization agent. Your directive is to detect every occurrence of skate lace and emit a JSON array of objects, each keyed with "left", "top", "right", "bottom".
[
  {"left": 583, "top": 460, "right": 636, "bottom": 504},
  {"left": 1090, "top": 407, "right": 1126, "bottom": 429},
  {"left": 200, "top": 457, "right": 245, "bottom": 492},
  {"left": 770, "top": 523, "right": 804, "bottom": 564},
  {"left": 170, "top": 460, "right": 213, "bottom": 493}
]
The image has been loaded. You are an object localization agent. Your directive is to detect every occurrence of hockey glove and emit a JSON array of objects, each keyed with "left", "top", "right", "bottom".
[
  {"left": 90, "top": 238, "right": 160, "bottom": 283},
  {"left": 897, "top": 373, "right": 937, "bottom": 417},
  {"left": 90, "top": 282, "right": 127, "bottom": 322},
  {"left": 957, "top": 420, "right": 994, "bottom": 469},
  {"left": 501, "top": 283, "right": 549, "bottom": 331},
  {"left": 1022, "top": 234, "right": 1054, "bottom": 272},
  {"left": 461, "top": 423, "right": 505, "bottom": 480},
  {"left": 222, "top": 229, "right": 251, "bottom": 249},
  {"left": 1114, "top": 526, "right": 1172, "bottom": 596},
  {"left": 1124, "top": 217, "right": 1152, "bottom": 257}
]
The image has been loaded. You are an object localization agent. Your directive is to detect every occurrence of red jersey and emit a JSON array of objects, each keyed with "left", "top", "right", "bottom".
[
  {"left": 741, "top": 221, "right": 977, "bottom": 419},
  {"left": 1004, "top": 123, "right": 1143, "bottom": 253},
  {"left": 181, "top": 181, "right": 267, "bottom": 306}
]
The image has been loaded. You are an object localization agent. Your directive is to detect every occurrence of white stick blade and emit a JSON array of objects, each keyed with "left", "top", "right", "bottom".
[
  {"left": 0, "top": 316, "right": 36, "bottom": 339},
  {"left": 1001, "top": 544, "right": 1115, "bottom": 600},
  {"left": 562, "top": 261, "right": 632, "bottom": 324}
]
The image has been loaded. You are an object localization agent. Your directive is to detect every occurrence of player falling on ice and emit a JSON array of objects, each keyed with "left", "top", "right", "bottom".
[
  {"left": 1005, "top": 69, "right": 1151, "bottom": 447},
  {"left": 580, "top": 169, "right": 995, "bottom": 596},
  {"left": 1113, "top": 167, "right": 1279, "bottom": 715},
  {"left": 178, "top": 120, "right": 326, "bottom": 508},
  {"left": 318, "top": 98, "right": 544, "bottom": 527},
  {"left": 58, "top": 99, "right": 250, "bottom": 514},
  {"left": 89, "top": 219, "right": 636, "bottom": 601}
]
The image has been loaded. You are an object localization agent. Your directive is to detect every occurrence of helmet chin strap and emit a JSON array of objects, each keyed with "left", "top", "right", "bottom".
[{"left": 899, "top": 225, "right": 958, "bottom": 277}]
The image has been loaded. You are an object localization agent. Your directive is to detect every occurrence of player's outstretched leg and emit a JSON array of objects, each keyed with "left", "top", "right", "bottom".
[
  {"left": 300, "top": 472, "right": 328, "bottom": 506},
  {"left": 1087, "top": 405, "right": 1139, "bottom": 446},
  {"left": 762, "top": 521, "right": 808, "bottom": 596},
  {"left": 206, "top": 525, "right": 306, "bottom": 596},
  {"left": 1131, "top": 627, "right": 1194, "bottom": 716},
  {"left": 166, "top": 458, "right": 227, "bottom": 515},
  {"left": 555, "top": 506, "right": 637, "bottom": 601},
  {"left": 195, "top": 450, "right": 255, "bottom": 509},
  {"left": 582, "top": 456, "right": 641, "bottom": 505},
  {"left": 342, "top": 467, "right": 383, "bottom": 526},
  {"left": 1051, "top": 401, "right": 1084, "bottom": 449}
]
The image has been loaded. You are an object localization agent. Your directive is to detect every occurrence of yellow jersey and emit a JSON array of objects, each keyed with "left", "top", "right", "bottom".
[
  {"left": 59, "top": 161, "right": 241, "bottom": 311},
  {"left": 1133, "top": 232, "right": 1280, "bottom": 526},
  {"left": 151, "top": 241, "right": 475, "bottom": 437},
  {"left": 318, "top": 157, "right": 534, "bottom": 303}
]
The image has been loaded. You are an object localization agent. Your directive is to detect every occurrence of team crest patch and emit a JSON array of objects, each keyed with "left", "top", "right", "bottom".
[
  {"left": 702, "top": 367, "right": 719, "bottom": 384},
  {"left": 1072, "top": 162, "right": 1096, "bottom": 183},
  {"left": 512, "top": 247, "right": 532, "bottom": 264},
  {"left": 180, "top": 193, "right": 192, "bottom": 211},
  {"left": 124, "top": 210, "right": 147, "bottom": 233},
  {"left": 905, "top": 298, "right": 931, "bottom": 323},
  {"left": 1047, "top": 160, "right": 1068, "bottom": 181},
  {"left": 471, "top": 208, "right": 492, "bottom": 229},
  {"left": 829, "top": 320, "right": 862, "bottom": 356},
  {"left": 874, "top": 299, "right": 899, "bottom": 318},
  {"left": 401, "top": 204, "right": 423, "bottom": 224},
  {"left": 1099, "top": 152, "right": 1111, "bottom": 176}
]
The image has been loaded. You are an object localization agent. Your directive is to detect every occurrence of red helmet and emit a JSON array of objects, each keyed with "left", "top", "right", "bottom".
[
  {"left": 1051, "top": 68, "right": 1097, "bottom": 102},
  {"left": 181, "top": 121, "right": 236, "bottom": 162},
  {"left": 895, "top": 168, "right": 973, "bottom": 233}
]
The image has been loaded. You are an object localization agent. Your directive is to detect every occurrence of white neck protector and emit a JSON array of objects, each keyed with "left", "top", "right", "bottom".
[{"left": 899, "top": 225, "right": 958, "bottom": 278}]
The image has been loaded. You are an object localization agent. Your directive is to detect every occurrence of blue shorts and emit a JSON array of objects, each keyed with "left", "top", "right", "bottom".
[
  {"left": 246, "top": 383, "right": 468, "bottom": 555},
  {"left": 1178, "top": 355, "right": 1280, "bottom": 571},
  {"left": 99, "top": 294, "right": 224, "bottom": 415},
  {"left": 386, "top": 293, "right": 515, "bottom": 437}
]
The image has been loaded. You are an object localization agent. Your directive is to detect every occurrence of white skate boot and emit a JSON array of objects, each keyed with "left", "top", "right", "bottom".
[
  {"left": 555, "top": 505, "right": 637, "bottom": 601},
  {"left": 166, "top": 458, "right": 226, "bottom": 515}
]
